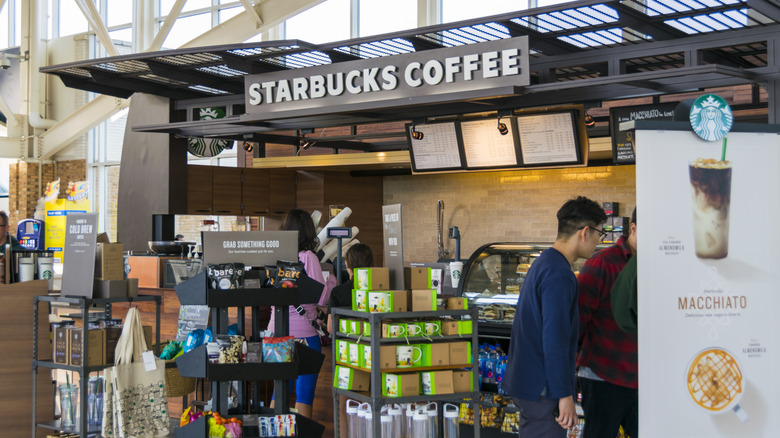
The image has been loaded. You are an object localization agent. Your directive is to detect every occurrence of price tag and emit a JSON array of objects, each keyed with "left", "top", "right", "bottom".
[{"left": 142, "top": 350, "right": 157, "bottom": 371}]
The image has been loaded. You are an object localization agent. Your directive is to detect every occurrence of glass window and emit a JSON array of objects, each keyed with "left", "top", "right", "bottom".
[
  {"left": 359, "top": 0, "right": 416, "bottom": 37},
  {"left": 109, "top": 28, "right": 133, "bottom": 43},
  {"left": 285, "top": 0, "right": 350, "bottom": 44},
  {"left": 163, "top": 13, "right": 212, "bottom": 49},
  {"left": 58, "top": 0, "right": 89, "bottom": 37},
  {"left": 219, "top": 6, "right": 242, "bottom": 23},
  {"left": 535, "top": 0, "right": 577, "bottom": 7},
  {"left": 161, "top": 0, "right": 213, "bottom": 14},
  {"left": 443, "top": 0, "right": 528, "bottom": 23},
  {"left": 0, "top": 5, "right": 8, "bottom": 49},
  {"left": 107, "top": 0, "right": 132, "bottom": 27}
]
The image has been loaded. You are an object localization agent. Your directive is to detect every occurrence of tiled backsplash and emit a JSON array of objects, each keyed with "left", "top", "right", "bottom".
[{"left": 384, "top": 165, "right": 636, "bottom": 263}]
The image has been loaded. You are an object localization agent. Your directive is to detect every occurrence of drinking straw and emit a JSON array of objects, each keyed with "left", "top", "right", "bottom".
[{"left": 721, "top": 137, "right": 728, "bottom": 162}]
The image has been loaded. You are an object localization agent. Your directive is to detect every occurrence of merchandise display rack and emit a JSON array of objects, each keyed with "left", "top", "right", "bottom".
[
  {"left": 32, "top": 294, "right": 162, "bottom": 438},
  {"left": 173, "top": 270, "right": 326, "bottom": 438},
  {"left": 331, "top": 307, "right": 482, "bottom": 438}
]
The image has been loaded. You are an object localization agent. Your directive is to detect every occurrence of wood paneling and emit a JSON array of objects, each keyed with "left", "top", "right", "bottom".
[
  {"left": 187, "top": 165, "right": 213, "bottom": 214},
  {"left": 212, "top": 167, "right": 243, "bottom": 215},
  {"left": 3, "top": 280, "right": 54, "bottom": 438},
  {"left": 243, "top": 168, "right": 270, "bottom": 216},
  {"left": 268, "top": 169, "right": 297, "bottom": 215}
]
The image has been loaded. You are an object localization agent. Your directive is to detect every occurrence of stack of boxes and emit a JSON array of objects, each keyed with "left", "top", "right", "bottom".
[
  {"left": 53, "top": 321, "right": 153, "bottom": 367},
  {"left": 334, "top": 267, "right": 475, "bottom": 397}
]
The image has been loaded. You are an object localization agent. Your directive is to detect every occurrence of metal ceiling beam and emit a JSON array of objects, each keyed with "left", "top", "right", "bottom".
[
  {"left": 146, "top": 60, "right": 245, "bottom": 94},
  {"left": 182, "top": 0, "right": 327, "bottom": 48},
  {"left": 147, "top": 0, "right": 187, "bottom": 52},
  {"left": 239, "top": 0, "right": 264, "bottom": 27},
  {"left": 73, "top": 0, "right": 119, "bottom": 57},
  {"left": 39, "top": 96, "right": 130, "bottom": 160},
  {"left": 748, "top": 0, "right": 780, "bottom": 22},
  {"left": 610, "top": 2, "right": 688, "bottom": 41},
  {"left": 0, "top": 137, "right": 24, "bottom": 159},
  {"left": 87, "top": 69, "right": 206, "bottom": 100},
  {"left": 58, "top": 74, "right": 135, "bottom": 99}
]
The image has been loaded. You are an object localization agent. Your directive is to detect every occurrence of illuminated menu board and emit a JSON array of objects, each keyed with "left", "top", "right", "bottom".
[
  {"left": 407, "top": 122, "right": 463, "bottom": 172},
  {"left": 516, "top": 111, "right": 581, "bottom": 165},
  {"left": 460, "top": 118, "right": 520, "bottom": 168}
]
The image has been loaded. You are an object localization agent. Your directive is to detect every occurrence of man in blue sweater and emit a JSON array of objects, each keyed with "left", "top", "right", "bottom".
[{"left": 502, "top": 196, "right": 607, "bottom": 437}]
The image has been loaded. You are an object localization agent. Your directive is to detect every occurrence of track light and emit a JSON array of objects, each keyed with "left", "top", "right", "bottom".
[
  {"left": 410, "top": 126, "right": 424, "bottom": 140},
  {"left": 584, "top": 113, "right": 595, "bottom": 127},
  {"left": 497, "top": 117, "right": 509, "bottom": 135},
  {"left": 242, "top": 141, "right": 254, "bottom": 152},
  {"left": 296, "top": 137, "right": 315, "bottom": 156}
]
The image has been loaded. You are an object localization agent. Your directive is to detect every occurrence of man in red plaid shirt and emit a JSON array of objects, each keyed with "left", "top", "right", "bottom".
[{"left": 577, "top": 208, "right": 637, "bottom": 438}]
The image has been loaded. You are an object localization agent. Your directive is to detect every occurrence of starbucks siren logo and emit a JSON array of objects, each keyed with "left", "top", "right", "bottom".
[
  {"left": 187, "top": 107, "right": 231, "bottom": 157},
  {"left": 689, "top": 94, "right": 733, "bottom": 142}
]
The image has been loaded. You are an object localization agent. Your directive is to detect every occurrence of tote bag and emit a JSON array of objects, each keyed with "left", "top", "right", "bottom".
[{"left": 102, "top": 307, "right": 170, "bottom": 437}]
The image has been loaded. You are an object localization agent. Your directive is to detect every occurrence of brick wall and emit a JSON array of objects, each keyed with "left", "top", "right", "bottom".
[
  {"left": 7, "top": 159, "right": 86, "bottom": 231},
  {"left": 383, "top": 165, "right": 636, "bottom": 263}
]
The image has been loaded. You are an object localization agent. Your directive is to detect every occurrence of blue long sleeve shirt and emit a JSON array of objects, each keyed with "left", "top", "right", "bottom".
[{"left": 502, "top": 247, "right": 579, "bottom": 400}]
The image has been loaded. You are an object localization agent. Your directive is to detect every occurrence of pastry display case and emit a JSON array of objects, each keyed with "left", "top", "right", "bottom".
[{"left": 458, "top": 242, "right": 606, "bottom": 336}]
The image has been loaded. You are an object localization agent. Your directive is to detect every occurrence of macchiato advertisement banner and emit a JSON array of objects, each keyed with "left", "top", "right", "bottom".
[{"left": 636, "top": 128, "right": 780, "bottom": 437}]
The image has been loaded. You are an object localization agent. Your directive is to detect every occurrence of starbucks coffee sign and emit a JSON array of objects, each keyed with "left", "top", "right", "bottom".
[
  {"left": 689, "top": 94, "right": 733, "bottom": 141},
  {"left": 244, "top": 36, "right": 529, "bottom": 117}
]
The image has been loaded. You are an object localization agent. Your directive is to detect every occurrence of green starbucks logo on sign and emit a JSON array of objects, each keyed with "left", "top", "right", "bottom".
[
  {"left": 689, "top": 94, "right": 733, "bottom": 142},
  {"left": 187, "top": 108, "right": 231, "bottom": 157}
]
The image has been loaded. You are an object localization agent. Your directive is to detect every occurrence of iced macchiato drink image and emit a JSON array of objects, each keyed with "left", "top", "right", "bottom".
[{"left": 689, "top": 158, "right": 732, "bottom": 259}]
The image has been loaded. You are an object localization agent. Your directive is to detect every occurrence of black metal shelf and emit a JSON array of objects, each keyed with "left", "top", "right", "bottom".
[
  {"left": 175, "top": 342, "right": 324, "bottom": 380},
  {"left": 36, "top": 419, "right": 101, "bottom": 435},
  {"left": 335, "top": 332, "right": 474, "bottom": 344},
  {"left": 333, "top": 387, "right": 479, "bottom": 405},
  {"left": 32, "top": 359, "right": 110, "bottom": 373},
  {"left": 176, "top": 410, "right": 325, "bottom": 438},
  {"left": 175, "top": 270, "right": 325, "bottom": 306},
  {"left": 332, "top": 308, "right": 472, "bottom": 320}
]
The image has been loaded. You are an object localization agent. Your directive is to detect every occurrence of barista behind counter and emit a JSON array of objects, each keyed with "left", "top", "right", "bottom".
[{"left": 0, "top": 211, "right": 24, "bottom": 255}]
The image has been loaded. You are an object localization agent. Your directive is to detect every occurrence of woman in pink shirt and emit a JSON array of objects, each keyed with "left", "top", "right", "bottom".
[{"left": 270, "top": 209, "right": 335, "bottom": 418}]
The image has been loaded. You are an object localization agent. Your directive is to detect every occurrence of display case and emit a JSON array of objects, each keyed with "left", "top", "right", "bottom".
[{"left": 458, "top": 243, "right": 607, "bottom": 337}]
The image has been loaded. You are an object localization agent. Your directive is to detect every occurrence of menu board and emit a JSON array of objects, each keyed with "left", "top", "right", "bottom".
[
  {"left": 610, "top": 102, "right": 677, "bottom": 163},
  {"left": 60, "top": 213, "right": 98, "bottom": 298},
  {"left": 461, "top": 118, "right": 520, "bottom": 168},
  {"left": 407, "top": 122, "right": 463, "bottom": 172},
  {"left": 516, "top": 111, "right": 581, "bottom": 165}
]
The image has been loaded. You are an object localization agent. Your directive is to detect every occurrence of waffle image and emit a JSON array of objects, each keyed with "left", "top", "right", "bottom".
[{"left": 686, "top": 348, "right": 743, "bottom": 412}]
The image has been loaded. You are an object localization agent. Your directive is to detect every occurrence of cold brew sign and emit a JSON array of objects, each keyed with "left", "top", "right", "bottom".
[
  {"left": 60, "top": 213, "right": 98, "bottom": 297},
  {"left": 245, "top": 37, "right": 529, "bottom": 118}
]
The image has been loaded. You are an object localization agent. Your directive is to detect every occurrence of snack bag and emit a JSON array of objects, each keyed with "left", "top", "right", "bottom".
[
  {"left": 216, "top": 334, "right": 245, "bottom": 364},
  {"left": 264, "top": 266, "right": 278, "bottom": 287},
  {"left": 274, "top": 261, "right": 304, "bottom": 288},
  {"left": 262, "top": 336, "right": 295, "bottom": 363},
  {"left": 207, "top": 263, "right": 246, "bottom": 290}
]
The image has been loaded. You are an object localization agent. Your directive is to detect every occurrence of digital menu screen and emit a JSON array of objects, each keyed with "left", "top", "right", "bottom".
[
  {"left": 460, "top": 118, "right": 520, "bottom": 169},
  {"left": 516, "top": 111, "right": 582, "bottom": 166},
  {"left": 406, "top": 122, "right": 464, "bottom": 172}
]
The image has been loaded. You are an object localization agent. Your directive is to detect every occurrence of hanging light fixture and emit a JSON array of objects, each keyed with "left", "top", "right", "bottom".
[
  {"left": 497, "top": 117, "right": 509, "bottom": 135},
  {"left": 584, "top": 113, "right": 596, "bottom": 127},
  {"left": 410, "top": 126, "right": 424, "bottom": 140},
  {"left": 242, "top": 141, "right": 254, "bottom": 152}
]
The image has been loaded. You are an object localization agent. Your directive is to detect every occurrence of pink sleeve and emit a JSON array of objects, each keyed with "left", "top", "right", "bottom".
[{"left": 299, "top": 251, "right": 336, "bottom": 306}]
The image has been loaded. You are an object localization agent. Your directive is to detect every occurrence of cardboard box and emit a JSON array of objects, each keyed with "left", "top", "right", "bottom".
[
  {"left": 93, "top": 279, "right": 128, "bottom": 298},
  {"left": 127, "top": 277, "right": 139, "bottom": 297},
  {"left": 354, "top": 268, "right": 390, "bottom": 291},
  {"left": 383, "top": 372, "right": 420, "bottom": 397},
  {"left": 379, "top": 345, "right": 397, "bottom": 369},
  {"left": 449, "top": 341, "right": 472, "bottom": 365},
  {"left": 382, "top": 322, "right": 407, "bottom": 338},
  {"left": 69, "top": 328, "right": 105, "bottom": 367},
  {"left": 361, "top": 344, "right": 372, "bottom": 369},
  {"left": 452, "top": 370, "right": 475, "bottom": 393},
  {"left": 441, "top": 321, "right": 460, "bottom": 335},
  {"left": 406, "top": 267, "right": 433, "bottom": 289},
  {"left": 421, "top": 343, "right": 450, "bottom": 367},
  {"left": 334, "top": 366, "right": 370, "bottom": 391},
  {"left": 421, "top": 370, "right": 454, "bottom": 395},
  {"left": 348, "top": 341, "right": 363, "bottom": 367},
  {"left": 339, "top": 318, "right": 350, "bottom": 334},
  {"left": 352, "top": 289, "right": 368, "bottom": 312},
  {"left": 444, "top": 297, "right": 468, "bottom": 310},
  {"left": 349, "top": 320, "right": 363, "bottom": 335},
  {"left": 367, "top": 290, "right": 408, "bottom": 313},
  {"left": 54, "top": 325, "right": 71, "bottom": 365},
  {"left": 104, "top": 326, "right": 123, "bottom": 364},
  {"left": 96, "top": 243, "right": 124, "bottom": 281},
  {"left": 411, "top": 289, "right": 437, "bottom": 311}
]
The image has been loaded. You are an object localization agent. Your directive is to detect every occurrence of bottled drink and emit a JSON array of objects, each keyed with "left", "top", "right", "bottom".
[{"left": 443, "top": 403, "right": 460, "bottom": 438}]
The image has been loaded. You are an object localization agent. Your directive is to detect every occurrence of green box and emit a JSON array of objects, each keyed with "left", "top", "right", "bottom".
[
  {"left": 349, "top": 319, "right": 363, "bottom": 335},
  {"left": 354, "top": 267, "right": 390, "bottom": 291},
  {"left": 421, "top": 343, "right": 450, "bottom": 367},
  {"left": 423, "top": 320, "right": 441, "bottom": 336},
  {"left": 368, "top": 290, "right": 408, "bottom": 313},
  {"left": 352, "top": 289, "right": 368, "bottom": 312},
  {"left": 334, "top": 366, "right": 370, "bottom": 391},
  {"left": 338, "top": 318, "right": 350, "bottom": 334},
  {"left": 335, "top": 339, "right": 350, "bottom": 364},
  {"left": 361, "top": 344, "right": 372, "bottom": 369},
  {"left": 363, "top": 321, "right": 371, "bottom": 336},
  {"left": 405, "top": 322, "right": 424, "bottom": 337},
  {"left": 348, "top": 341, "right": 362, "bottom": 367},
  {"left": 459, "top": 320, "right": 474, "bottom": 335},
  {"left": 421, "top": 370, "right": 454, "bottom": 395},
  {"left": 382, "top": 372, "right": 420, "bottom": 397}
]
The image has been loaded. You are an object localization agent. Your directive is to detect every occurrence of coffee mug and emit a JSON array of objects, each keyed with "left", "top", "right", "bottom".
[
  {"left": 396, "top": 345, "right": 422, "bottom": 368},
  {"left": 385, "top": 323, "right": 406, "bottom": 338},
  {"left": 406, "top": 322, "right": 423, "bottom": 337},
  {"left": 424, "top": 321, "right": 441, "bottom": 336}
]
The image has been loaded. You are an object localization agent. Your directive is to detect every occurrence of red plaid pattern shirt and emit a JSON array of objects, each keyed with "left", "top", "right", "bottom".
[{"left": 577, "top": 235, "right": 638, "bottom": 388}]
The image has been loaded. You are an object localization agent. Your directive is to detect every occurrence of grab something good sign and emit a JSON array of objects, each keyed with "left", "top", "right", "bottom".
[{"left": 244, "top": 37, "right": 529, "bottom": 117}]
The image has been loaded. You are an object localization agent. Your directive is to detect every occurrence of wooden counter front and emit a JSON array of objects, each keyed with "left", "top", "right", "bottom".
[{"left": 0, "top": 280, "right": 53, "bottom": 438}]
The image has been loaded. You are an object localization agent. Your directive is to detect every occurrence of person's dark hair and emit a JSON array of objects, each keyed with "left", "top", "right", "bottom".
[
  {"left": 556, "top": 196, "right": 608, "bottom": 238},
  {"left": 0, "top": 211, "right": 7, "bottom": 226},
  {"left": 346, "top": 243, "right": 374, "bottom": 270},
  {"left": 282, "top": 209, "right": 319, "bottom": 252},
  {"left": 631, "top": 207, "right": 637, "bottom": 226}
]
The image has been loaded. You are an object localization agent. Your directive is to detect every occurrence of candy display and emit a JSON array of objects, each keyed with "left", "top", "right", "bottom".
[
  {"left": 207, "top": 263, "right": 246, "bottom": 290},
  {"left": 262, "top": 336, "right": 295, "bottom": 363}
]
